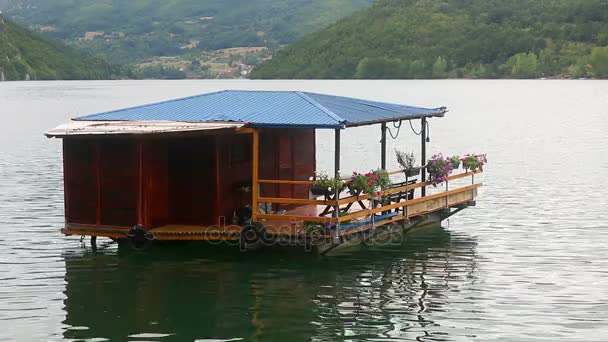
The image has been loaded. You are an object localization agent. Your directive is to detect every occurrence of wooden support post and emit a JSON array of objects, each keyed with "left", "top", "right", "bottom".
[
  {"left": 421, "top": 117, "right": 427, "bottom": 197},
  {"left": 334, "top": 129, "right": 341, "bottom": 242},
  {"left": 137, "top": 140, "right": 144, "bottom": 226},
  {"left": 214, "top": 136, "right": 222, "bottom": 226},
  {"left": 380, "top": 122, "right": 387, "bottom": 170},
  {"left": 251, "top": 129, "right": 260, "bottom": 222},
  {"left": 62, "top": 141, "right": 70, "bottom": 224},
  {"left": 95, "top": 141, "right": 101, "bottom": 225}
]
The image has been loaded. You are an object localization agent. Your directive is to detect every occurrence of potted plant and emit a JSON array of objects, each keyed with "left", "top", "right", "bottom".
[
  {"left": 462, "top": 154, "right": 487, "bottom": 172},
  {"left": 310, "top": 171, "right": 345, "bottom": 197},
  {"left": 426, "top": 153, "right": 454, "bottom": 186},
  {"left": 395, "top": 150, "right": 420, "bottom": 177},
  {"left": 348, "top": 169, "right": 391, "bottom": 198},
  {"left": 448, "top": 155, "right": 461, "bottom": 169}
]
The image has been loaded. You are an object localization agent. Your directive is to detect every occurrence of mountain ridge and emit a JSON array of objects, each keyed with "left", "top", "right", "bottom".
[
  {"left": 251, "top": 0, "right": 608, "bottom": 79},
  {"left": 0, "top": 15, "right": 118, "bottom": 81}
]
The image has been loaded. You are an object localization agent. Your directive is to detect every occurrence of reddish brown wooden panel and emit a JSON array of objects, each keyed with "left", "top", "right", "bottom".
[
  {"left": 292, "top": 129, "right": 316, "bottom": 199},
  {"left": 216, "top": 134, "right": 253, "bottom": 220},
  {"left": 142, "top": 140, "right": 169, "bottom": 228},
  {"left": 99, "top": 139, "right": 138, "bottom": 227},
  {"left": 64, "top": 139, "right": 97, "bottom": 224}
]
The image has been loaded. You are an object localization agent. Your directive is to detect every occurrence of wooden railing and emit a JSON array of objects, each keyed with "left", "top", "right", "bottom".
[{"left": 254, "top": 169, "right": 482, "bottom": 225}]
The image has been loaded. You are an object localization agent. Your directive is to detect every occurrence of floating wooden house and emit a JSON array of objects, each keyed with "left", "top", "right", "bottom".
[{"left": 46, "top": 90, "right": 482, "bottom": 254}]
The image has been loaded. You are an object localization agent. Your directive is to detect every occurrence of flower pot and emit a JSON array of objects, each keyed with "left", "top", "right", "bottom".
[
  {"left": 310, "top": 185, "right": 330, "bottom": 196},
  {"left": 404, "top": 167, "right": 420, "bottom": 177}
]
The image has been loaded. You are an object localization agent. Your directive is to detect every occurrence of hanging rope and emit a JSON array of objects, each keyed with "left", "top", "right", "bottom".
[
  {"left": 408, "top": 119, "right": 423, "bottom": 135},
  {"left": 386, "top": 120, "right": 402, "bottom": 140}
]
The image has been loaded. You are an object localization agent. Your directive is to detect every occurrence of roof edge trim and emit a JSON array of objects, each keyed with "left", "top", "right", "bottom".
[{"left": 295, "top": 91, "right": 345, "bottom": 126}]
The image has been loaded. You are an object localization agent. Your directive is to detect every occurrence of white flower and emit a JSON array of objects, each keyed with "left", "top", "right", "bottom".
[{"left": 309, "top": 176, "right": 314, "bottom": 181}]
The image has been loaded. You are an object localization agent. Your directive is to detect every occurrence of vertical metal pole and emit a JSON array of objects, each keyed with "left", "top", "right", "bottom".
[
  {"left": 334, "top": 129, "right": 341, "bottom": 243},
  {"left": 421, "top": 117, "right": 427, "bottom": 197},
  {"left": 380, "top": 122, "right": 387, "bottom": 170}
]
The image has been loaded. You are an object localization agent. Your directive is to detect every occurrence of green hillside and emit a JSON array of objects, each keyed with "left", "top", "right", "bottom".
[
  {"left": 251, "top": 0, "right": 608, "bottom": 79},
  {"left": 0, "top": 16, "right": 117, "bottom": 81},
  {"left": 0, "top": 0, "right": 372, "bottom": 64}
]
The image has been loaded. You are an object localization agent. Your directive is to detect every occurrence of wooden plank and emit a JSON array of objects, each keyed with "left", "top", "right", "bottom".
[
  {"left": 336, "top": 170, "right": 481, "bottom": 205},
  {"left": 236, "top": 127, "right": 255, "bottom": 134},
  {"left": 258, "top": 179, "right": 315, "bottom": 185},
  {"left": 251, "top": 129, "right": 259, "bottom": 222},
  {"left": 257, "top": 213, "right": 338, "bottom": 223},
  {"left": 257, "top": 197, "right": 331, "bottom": 205},
  {"left": 338, "top": 183, "right": 482, "bottom": 222}
]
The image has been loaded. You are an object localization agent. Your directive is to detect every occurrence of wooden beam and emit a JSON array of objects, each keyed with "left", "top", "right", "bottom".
[
  {"left": 251, "top": 129, "right": 260, "bottom": 222},
  {"left": 338, "top": 183, "right": 482, "bottom": 222},
  {"left": 236, "top": 127, "right": 255, "bottom": 134},
  {"left": 258, "top": 179, "right": 315, "bottom": 185},
  {"left": 137, "top": 140, "right": 143, "bottom": 226},
  {"left": 257, "top": 197, "right": 332, "bottom": 205},
  {"left": 336, "top": 170, "right": 481, "bottom": 205},
  {"left": 95, "top": 141, "right": 101, "bottom": 225},
  {"left": 214, "top": 136, "right": 222, "bottom": 226},
  {"left": 62, "top": 141, "right": 70, "bottom": 224},
  {"left": 257, "top": 213, "right": 338, "bottom": 223}
]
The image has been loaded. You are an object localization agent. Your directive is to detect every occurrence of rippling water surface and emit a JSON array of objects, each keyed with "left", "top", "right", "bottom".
[{"left": 1, "top": 80, "right": 607, "bottom": 341}]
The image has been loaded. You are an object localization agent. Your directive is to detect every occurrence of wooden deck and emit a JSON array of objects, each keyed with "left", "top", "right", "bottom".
[{"left": 63, "top": 181, "right": 480, "bottom": 241}]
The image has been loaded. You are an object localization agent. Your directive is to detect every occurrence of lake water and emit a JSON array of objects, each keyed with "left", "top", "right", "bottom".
[{"left": 1, "top": 80, "right": 607, "bottom": 341}]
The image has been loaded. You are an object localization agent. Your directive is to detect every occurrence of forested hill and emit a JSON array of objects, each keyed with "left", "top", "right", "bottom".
[
  {"left": 0, "top": 0, "right": 372, "bottom": 64},
  {"left": 251, "top": 0, "right": 608, "bottom": 79},
  {"left": 0, "top": 16, "right": 116, "bottom": 81}
]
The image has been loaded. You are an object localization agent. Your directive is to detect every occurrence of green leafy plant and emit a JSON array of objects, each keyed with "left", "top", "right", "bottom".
[
  {"left": 310, "top": 171, "right": 345, "bottom": 196},
  {"left": 348, "top": 169, "right": 391, "bottom": 197},
  {"left": 303, "top": 222, "right": 326, "bottom": 235},
  {"left": 462, "top": 154, "right": 487, "bottom": 171},
  {"left": 448, "top": 155, "right": 461, "bottom": 169}
]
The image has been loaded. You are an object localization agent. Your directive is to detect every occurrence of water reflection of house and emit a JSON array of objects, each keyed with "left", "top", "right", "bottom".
[{"left": 61, "top": 227, "right": 477, "bottom": 341}]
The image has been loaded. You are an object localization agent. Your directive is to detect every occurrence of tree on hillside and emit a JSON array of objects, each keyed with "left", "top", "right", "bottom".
[
  {"left": 589, "top": 46, "right": 608, "bottom": 77},
  {"left": 432, "top": 56, "right": 447, "bottom": 78},
  {"left": 355, "top": 57, "right": 407, "bottom": 79},
  {"left": 503, "top": 52, "right": 538, "bottom": 78}
]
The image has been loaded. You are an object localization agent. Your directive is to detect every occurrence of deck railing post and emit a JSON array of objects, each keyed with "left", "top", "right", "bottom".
[
  {"left": 421, "top": 117, "right": 427, "bottom": 197},
  {"left": 334, "top": 129, "right": 341, "bottom": 243},
  {"left": 251, "top": 129, "right": 260, "bottom": 223},
  {"left": 380, "top": 122, "right": 387, "bottom": 170}
]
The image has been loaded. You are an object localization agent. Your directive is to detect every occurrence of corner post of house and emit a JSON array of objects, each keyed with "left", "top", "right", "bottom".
[
  {"left": 333, "top": 129, "right": 341, "bottom": 242},
  {"left": 380, "top": 122, "right": 387, "bottom": 170},
  {"left": 136, "top": 139, "right": 144, "bottom": 226},
  {"left": 62, "top": 141, "right": 70, "bottom": 225},
  {"left": 251, "top": 128, "right": 260, "bottom": 223},
  {"left": 95, "top": 140, "right": 101, "bottom": 225},
  {"left": 421, "top": 117, "right": 427, "bottom": 197}
]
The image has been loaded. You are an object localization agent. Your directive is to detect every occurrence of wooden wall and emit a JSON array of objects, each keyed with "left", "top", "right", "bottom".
[{"left": 62, "top": 128, "right": 316, "bottom": 229}]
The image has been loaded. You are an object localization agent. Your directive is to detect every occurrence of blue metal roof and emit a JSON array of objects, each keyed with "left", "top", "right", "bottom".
[{"left": 74, "top": 90, "right": 446, "bottom": 129}]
